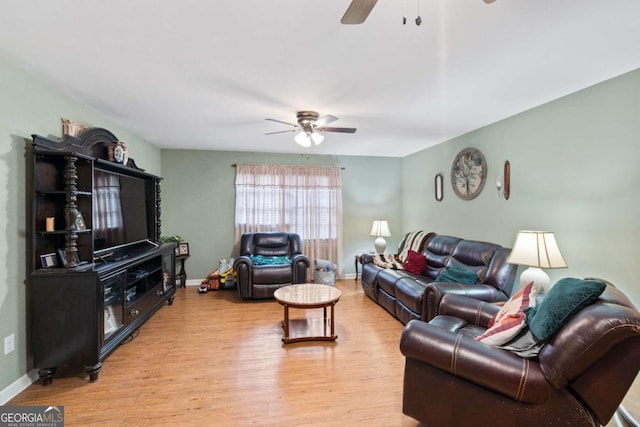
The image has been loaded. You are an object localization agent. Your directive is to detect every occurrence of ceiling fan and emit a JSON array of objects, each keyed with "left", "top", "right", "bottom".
[
  {"left": 265, "top": 111, "right": 357, "bottom": 147},
  {"left": 341, "top": 0, "right": 495, "bottom": 25}
]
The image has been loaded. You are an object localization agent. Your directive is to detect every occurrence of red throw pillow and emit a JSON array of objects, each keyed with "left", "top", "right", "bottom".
[{"left": 403, "top": 250, "right": 427, "bottom": 275}]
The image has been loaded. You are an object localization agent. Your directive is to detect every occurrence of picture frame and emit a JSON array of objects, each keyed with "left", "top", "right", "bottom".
[
  {"left": 40, "top": 253, "right": 58, "bottom": 269},
  {"left": 178, "top": 243, "right": 190, "bottom": 256},
  {"left": 58, "top": 248, "right": 80, "bottom": 267}
]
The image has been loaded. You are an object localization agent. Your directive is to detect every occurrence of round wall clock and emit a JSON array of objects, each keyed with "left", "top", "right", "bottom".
[{"left": 450, "top": 147, "right": 487, "bottom": 200}]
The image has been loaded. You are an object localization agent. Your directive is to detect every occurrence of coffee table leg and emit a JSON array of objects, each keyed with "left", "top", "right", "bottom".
[
  {"left": 283, "top": 304, "right": 290, "bottom": 343},
  {"left": 331, "top": 302, "right": 336, "bottom": 340}
]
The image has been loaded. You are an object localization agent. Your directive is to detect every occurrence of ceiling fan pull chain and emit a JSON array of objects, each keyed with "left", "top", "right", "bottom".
[
  {"left": 415, "top": 0, "right": 422, "bottom": 25},
  {"left": 403, "top": 0, "right": 407, "bottom": 24}
]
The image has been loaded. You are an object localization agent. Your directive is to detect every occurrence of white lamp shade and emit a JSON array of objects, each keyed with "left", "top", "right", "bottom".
[
  {"left": 507, "top": 231, "right": 567, "bottom": 292},
  {"left": 310, "top": 132, "right": 324, "bottom": 145},
  {"left": 294, "top": 131, "right": 311, "bottom": 147},
  {"left": 507, "top": 231, "right": 567, "bottom": 268},
  {"left": 370, "top": 220, "right": 391, "bottom": 237}
]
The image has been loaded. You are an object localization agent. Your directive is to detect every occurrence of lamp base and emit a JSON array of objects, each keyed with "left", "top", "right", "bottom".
[
  {"left": 520, "top": 267, "right": 551, "bottom": 293},
  {"left": 374, "top": 237, "right": 387, "bottom": 254}
]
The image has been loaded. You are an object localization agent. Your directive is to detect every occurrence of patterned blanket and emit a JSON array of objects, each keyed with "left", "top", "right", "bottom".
[
  {"left": 372, "top": 230, "right": 433, "bottom": 270},
  {"left": 372, "top": 253, "right": 404, "bottom": 269},
  {"left": 397, "top": 230, "right": 433, "bottom": 262}
]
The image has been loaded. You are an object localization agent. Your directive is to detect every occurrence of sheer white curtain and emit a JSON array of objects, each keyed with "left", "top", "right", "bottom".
[{"left": 234, "top": 163, "right": 344, "bottom": 277}]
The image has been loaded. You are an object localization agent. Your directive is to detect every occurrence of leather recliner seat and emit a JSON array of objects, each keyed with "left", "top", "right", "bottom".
[
  {"left": 234, "top": 232, "right": 310, "bottom": 299},
  {"left": 400, "top": 284, "right": 640, "bottom": 426}
]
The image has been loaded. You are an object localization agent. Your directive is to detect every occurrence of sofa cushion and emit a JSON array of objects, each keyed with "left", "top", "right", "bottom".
[
  {"left": 403, "top": 250, "right": 427, "bottom": 275},
  {"left": 435, "top": 266, "right": 479, "bottom": 285},
  {"left": 252, "top": 264, "right": 292, "bottom": 284},
  {"left": 377, "top": 268, "right": 412, "bottom": 296},
  {"left": 525, "top": 277, "right": 606, "bottom": 341},
  {"left": 395, "top": 278, "right": 428, "bottom": 313},
  {"left": 476, "top": 281, "right": 539, "bottom": 346}
]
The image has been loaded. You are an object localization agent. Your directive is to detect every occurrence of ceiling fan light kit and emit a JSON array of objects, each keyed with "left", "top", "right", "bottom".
[
  {"left": 265, "top": 110, "right": 355, "bottom": 148},
  {"left": 294, "top": 130, "right": 324, "bottom": 147}
]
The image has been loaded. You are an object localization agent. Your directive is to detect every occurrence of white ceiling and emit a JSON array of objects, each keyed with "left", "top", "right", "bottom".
[{"left": 1, "top": 1, "right": 639, "bottom": 157}]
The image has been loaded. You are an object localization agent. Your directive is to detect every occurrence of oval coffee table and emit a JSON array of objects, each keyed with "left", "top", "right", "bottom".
[{"left": 273, "top": 283, "right": 342, "bottom": 344}]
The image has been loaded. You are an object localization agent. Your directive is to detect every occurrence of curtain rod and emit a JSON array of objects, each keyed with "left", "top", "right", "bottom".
[{"left": 231, "top": 164, "right": 345, "bottom": 170}]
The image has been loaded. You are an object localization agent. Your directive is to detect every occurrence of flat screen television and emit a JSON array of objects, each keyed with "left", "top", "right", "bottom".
[{"left": 93, "top": 168, "right": 155, "bottom": 255}]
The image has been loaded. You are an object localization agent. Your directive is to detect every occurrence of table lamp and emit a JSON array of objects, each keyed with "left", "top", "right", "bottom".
[
  {"left": 370, "top": 220, "right": 391, "bottom": 253},
  {"left": 506, "top": 230, "right": 567, "bottom": 292}
]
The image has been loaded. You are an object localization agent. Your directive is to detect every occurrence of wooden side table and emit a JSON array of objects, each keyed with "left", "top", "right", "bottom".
[{"left": 176, "top": 254, "right": 189, "bottom": 287}]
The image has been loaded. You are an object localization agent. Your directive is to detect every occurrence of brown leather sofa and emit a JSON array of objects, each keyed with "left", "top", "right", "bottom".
[
  {"left": 360, "top": 233, "right": 517, "bottom": 324},
  {"left": 234, "top": 232, "right": 310, "bottom": 299},
  {"left": 400, "top": 284, "right": 640, "bottom": 426}
]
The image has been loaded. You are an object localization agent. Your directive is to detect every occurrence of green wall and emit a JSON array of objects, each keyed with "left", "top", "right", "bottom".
[
  {"left": 2, "top": 49, "right": 638, "bottom": 401},
  {"left": 0, "top": 56, "right": 161, "bottom": 393},
  {"left": 402, "top": 68, "right": 640, "bottom": 304},
  {"left": 160, "top": 150, "right": 403, "bottom": 280}
]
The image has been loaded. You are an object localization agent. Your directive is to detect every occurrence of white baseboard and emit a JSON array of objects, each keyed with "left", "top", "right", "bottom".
[
  {"left": 0, "top": 369, "right": 39, "bottom": 405},
  {"left": 187, "top": 276, "right": 356, "bottom": 286}
]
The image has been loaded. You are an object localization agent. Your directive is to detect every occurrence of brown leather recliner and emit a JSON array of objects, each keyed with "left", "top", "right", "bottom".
[
  {"left": 400, "top": 283, "right": 640, "bottom": 427},
  {"left": 234, "top": 232, "right": 310, "bottom": 299}
]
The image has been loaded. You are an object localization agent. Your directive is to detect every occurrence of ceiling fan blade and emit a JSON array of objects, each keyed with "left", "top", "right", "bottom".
[
  {"left": 313, "top": 115, "right": 338, "bottom": 127},
  {"left": 265, "top": 118, "right": 297, "bottom": 127},
  {"left": 483, "top": 0, "right": 496, "bottom": 3},
  {"left": 317, "top": 126, "right": 357, "bottom": 134},
  {"left": 265, "top": 129, "right": 297, "bottom": 135},
  {"left": 341, "top": 0, "right": 378, "bottom": 25}
]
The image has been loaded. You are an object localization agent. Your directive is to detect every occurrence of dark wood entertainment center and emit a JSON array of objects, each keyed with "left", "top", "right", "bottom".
[{"left": 28, "top": 128, "right": 176, "bottom": 385}]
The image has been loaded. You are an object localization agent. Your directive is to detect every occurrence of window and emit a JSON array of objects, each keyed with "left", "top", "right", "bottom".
[{"left": 234, "top": 164, "right": 343, "bottom": 276}]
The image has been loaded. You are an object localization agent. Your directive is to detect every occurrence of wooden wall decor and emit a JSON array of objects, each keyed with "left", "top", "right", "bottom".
[{"left": 503, "top": 160, "right": 511, "bottom": 200}]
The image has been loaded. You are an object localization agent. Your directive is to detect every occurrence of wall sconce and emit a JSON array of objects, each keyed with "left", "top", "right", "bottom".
[{"left": 496, "top": 160, "right": 510, "bottom": 200}]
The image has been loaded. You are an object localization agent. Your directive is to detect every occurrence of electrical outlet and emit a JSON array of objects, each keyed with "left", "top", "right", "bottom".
[{"left": 4, "top": 334, "right": 15, "bottom": 355}]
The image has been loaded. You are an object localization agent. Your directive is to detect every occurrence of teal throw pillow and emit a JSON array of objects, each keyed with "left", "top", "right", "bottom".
[
  {"left": 435, "top": 266, "right": 479, "bottom": 285},
  {"left": 524, "top": 277, "right": 606, "bottom": 341}
]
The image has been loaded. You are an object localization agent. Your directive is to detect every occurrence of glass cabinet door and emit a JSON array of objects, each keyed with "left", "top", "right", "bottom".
[
  {"left": 102, "top": 271, "right": 126, "bottom": 343},
  {"left": 162, "top": 247, "right": 176, "bottom": 292}
]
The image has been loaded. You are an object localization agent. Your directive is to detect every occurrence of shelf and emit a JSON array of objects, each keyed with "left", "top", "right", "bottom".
[
  {"left": 38, "top": 229, "right": 92, "bottom": 236},
  {"left": 37, "top": 190, "right": 92, "bottom": 197}
]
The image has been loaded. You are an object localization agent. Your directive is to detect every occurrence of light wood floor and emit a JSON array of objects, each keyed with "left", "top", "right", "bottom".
[
  {"left": 10, "top": 280, "right": 417, "bottom": 426},
  {"left": 9, "top": 280, "right": 639, "bottom": 426}
]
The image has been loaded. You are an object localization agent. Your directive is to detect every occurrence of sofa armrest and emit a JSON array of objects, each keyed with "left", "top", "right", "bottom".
[
  {"left": 291, "top": 254, "right": 310, "bottom": 283},
  {"left": 422, "top": 282, "right": 509, "bottom": 322},
  {"left": 233, "top": 256, "right": 253, "bottom": 298},
  {"left": 292, "top": 253, "right": 310, "bottom": 266},
  {"left": 359, "top": 253, "right": 374, "bottom": 265},
  {"left": 400, "top": 320, "right": 552, "bottom": 403},
  {"left": 438, "top": 294, "right": 501, "bottom": 328}
]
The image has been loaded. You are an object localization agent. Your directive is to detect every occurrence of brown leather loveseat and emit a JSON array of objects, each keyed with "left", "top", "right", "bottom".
[
  {"left": 400, "top": 283, "right": 640, "bottom": 426},
  {"left": 234, "top": 232, "right": 310, "bottom": 299},
  {"left": 360, "top": 233, "right": 517, "bottom": 324}
]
